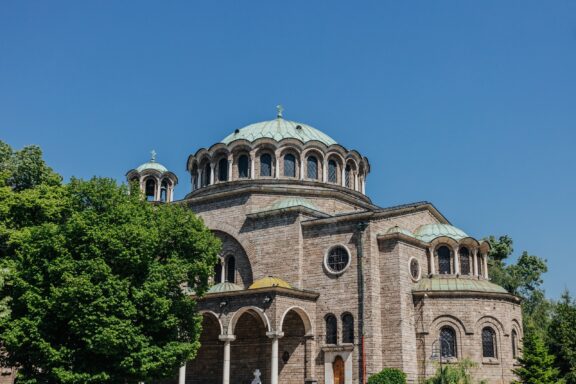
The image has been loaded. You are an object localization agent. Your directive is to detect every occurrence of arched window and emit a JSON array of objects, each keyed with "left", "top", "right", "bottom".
[
  {"left": 284, "top": 154, "right": 296, "bottom": 177},
  {"left": 512, "top": 330, "right": 518, "bottom": 359},
  {"left": 437, "top": 246, "right": 452, "bottom": 274},
  {"left": 459, "top": 247, "right": 470, "bottom": 275},
  {"left": 218, "top": 158, "right": 228, "bottom": 182},
  {"left": 238, "top": 155, "right": 249, "bottom": 179},
  {"left": 202, "top": 163, "right": 211, "bottom": 187},
  {"left": 160, "top": 180, "right": 168, "bottom": 202},
  {"left": 342, "top": 313, "right": 354, "bottom": 344},
  {"left": 328, "top": 160, "right": 338, "bottom": 183},
  {"left": 307, "top": 156, "right": 318, "bottom": 179},
  {"left": 482, "top": 327, "right": 497, "bottom": 358},
  {"left": 440, "top": 326, "right": 457, "bottom": 358},
  {"left": 214, "top": 261, "right": 222, "bottom": 284},
  {"left": 325, "top": 314, "right": 337, "bottom": 344},
  {"left": 477, "top": 254, "right": 484, "bottom": 276},
  {"left": 226, "top": 256, "right": 235, "bottom": 283},
  {"left": 260, "top": 154, "right": 272, "bottom": 177},
  {"left": 145, "top": 179, "right": 156, "bottom": 201},
  {"left": 345, "top": 165, "right": 351, "bottom": 188}
]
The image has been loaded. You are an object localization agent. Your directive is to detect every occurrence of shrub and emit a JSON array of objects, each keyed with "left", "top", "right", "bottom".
[{"left": 368, "top": 368, "right": 407, "bottom": 384}]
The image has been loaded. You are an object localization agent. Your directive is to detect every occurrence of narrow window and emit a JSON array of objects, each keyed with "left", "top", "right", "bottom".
[
  {"left": 437, "top": 246, "right": 452, "bottom": 274},
  {"left": 477, "top": 254, "right": 484, "bottom": 276},
  {"left": 226, "top": 256, "right": 236, "bottom": 283},
  {"left": 238, "top": 155, "right": 249, "bottom": 178},
  {"left": 512, "top": 330, "right": 518, "bottom": 359},
  {"left": 202, "top": 163, "right": 211, "bottom": 186},
  {"left": 160, "top": 180, "right": 168, "bottom": 202},
  {"left": 459, "top": 247, "right": 470, "bottom": 275},
  {"left": 145, "top": 179, "right": 156, "bottom": 201},
  {"left": 260, "top": 154, "right": 272, "bottom": 177},
  {"left": 214, "top": 261, "right": 222, "bottom": 284},
  {"left": 325, "top": 314, "right": 337, "bottom": 344},
  {"left": 328, "top": 160, "right": 338, "bottom": 183},
  {"left": 191, "top": 166, "right": 198, "bottom": 190},
  {"left": 307, "top": 156, "right": 318, "bottom": 179},
  {"left": 345, "top": 165, "right": 351, "bottom": 188},
  {"left": 284, "top": 154, "right": 296, "bottom": 177},
  {"left": 342, "top": 313, "right": 354, "bottom": 344},
  {"left": 482, "top": 327, "right": 497, "bottom": 358},
  {"left": 440, "top": 326, "right": 457, "bottom": 358},
  {"left": 218, "top": 158, "right": 228, "bottom": 181}
]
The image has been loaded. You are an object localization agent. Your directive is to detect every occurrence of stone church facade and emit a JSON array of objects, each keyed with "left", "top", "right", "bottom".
[{"left": 125, "top": 110, "right": 523, "bottom": 384}]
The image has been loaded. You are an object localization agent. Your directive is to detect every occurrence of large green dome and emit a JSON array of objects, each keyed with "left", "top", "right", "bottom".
[{"left": 221, "top": 117, "right": 337, "bottom": 146}]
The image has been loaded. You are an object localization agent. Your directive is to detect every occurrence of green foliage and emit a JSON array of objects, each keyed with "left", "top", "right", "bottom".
[
  {"left": 0, "top": 145, "right": 221, "bottom": 384},
  {"left": 425, "top": 358, "right": 485, "bottom": 384},
  {"left": 514, "top": 326, "right": 560, "bottom": 384},
  {"left": 0, "top": 265, "right": 9, "bottom": 320},
  {"left": 549, "top": 290, "right": 576, "bottom": 383},
  {"left": 367, "top": 367, "right": 406, "bottom": 384}
]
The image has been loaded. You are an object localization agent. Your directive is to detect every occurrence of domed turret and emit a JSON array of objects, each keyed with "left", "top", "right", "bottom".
[{"left": 126, "top": 150, "right": 178, "bottom": 202}]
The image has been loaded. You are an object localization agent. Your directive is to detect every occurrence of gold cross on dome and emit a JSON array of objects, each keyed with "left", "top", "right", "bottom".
[
  {"left": 276, "top": 105, "right": 284, "bottom": 118},
  {"left": 151, "top": 150, "right": 157, "bottom": 162}
]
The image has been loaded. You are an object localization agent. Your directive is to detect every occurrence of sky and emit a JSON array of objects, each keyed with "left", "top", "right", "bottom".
[{"left": 1, "top": 1, "right": 575, "bottom": 298}]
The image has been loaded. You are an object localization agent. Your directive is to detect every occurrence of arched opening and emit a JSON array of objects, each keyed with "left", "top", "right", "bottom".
[
  {"left": 191, "top": 165, "right": 198, "bottom": 190},
  {"left": 213, "top": 231, "right": 253, "bottom": 288},
  {"left": 284, "top": 153, "right": 296, "bottom": 177},
  {"left": 260, "top": 153, "right": 272, "bottom": 177},
  {"left": 218, "top": 158, "right": 228, "bottom": 182},
  {"left": 307, "top": 156, "right": 318, "bottom": 180},
  {"left": 226, "top": 256, "right": 236, "bottom": 283},
  {"left": 231, "top": 310, "right": 270, "bottom": 383},
  {"left": 160, "top": 180, "right": 168, "bottom": 202},
  {"left": 279, "top": 310, "right": 307, "bottom": 384},
  {"left": 328, "top": 159, "right": 338, "bottom": 183},
  {"left": 202, "top": 163, "right": 211, "bottom": 187},
  {"left": 214, "top": 260, "right": 223, "bottom": 284},
  {"left": 482, "top": 327, "right": 497, "bottom": 358},
  {"left": 238, "top": 155, "right": 249, "bottom": 179},
  {"left": 440, "top": 326, "right": 457, "bottom": 358},
  {"left": 145, "top": 178, "right": 156, "bottom": 201},
  {"left": 477, "top": 253, "right": 484, "bottom": 276},
  {"left": 332, "top": 356, "right": 345, "bottom": 384},
  {"left": 345, "top": 164, "right": 352, "bottom": 188},
  {"left": 325, "top": 314, "right": 337, "bottom": 345},
  {"left": 512, "top": 329, "right": 518, "bottom": 359},
  {"left": 186, "top": 313, "right": 223, "bottom": 384},
  {"left": 437, "top": 246, "right": 452, "bottom": 275},
  {"left": 459, "top": 247, "right": 470, "bottom": 275},
  {"left": 341, "top": 313, "right": 354, "bottom": 344}
]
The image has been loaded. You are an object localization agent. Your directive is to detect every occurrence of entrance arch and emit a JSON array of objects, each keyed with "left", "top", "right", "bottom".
[
  {"left": 186, "top": 312, "right": 223, "bottom": 384},
  {"left": 279, "top": 309, "right": 308, "bottom": 384},
  {"left": 230, "top": 309, "right": 271, "bottom": 383}
]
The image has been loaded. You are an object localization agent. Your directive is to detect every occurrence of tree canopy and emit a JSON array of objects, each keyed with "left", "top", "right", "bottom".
[
  {"left": 0, "top": 141, "right": 221, "bottom": 383},
  {"left": 513, "top": 326, "right": 560, "bottom": 384}
]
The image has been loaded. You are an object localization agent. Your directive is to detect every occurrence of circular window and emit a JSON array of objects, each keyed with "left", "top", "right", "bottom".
[
  {"left": 324, "top": 246, "right": 351, "bottom": 274},
  {"left": 409, "top": 258, "right": 421, "bottom": 281}
]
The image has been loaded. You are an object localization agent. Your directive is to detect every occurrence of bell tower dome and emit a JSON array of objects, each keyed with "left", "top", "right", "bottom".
[{"left": 126, "top": 150, "right": 178, "bottom": 202}]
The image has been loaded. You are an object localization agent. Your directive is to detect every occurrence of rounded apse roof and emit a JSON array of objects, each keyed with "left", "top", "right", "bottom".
[
  {"left": 249, "top": 276, "right": 292, "bottom": 290},
  {"left": 221, "top": 115, "right": 337, "bottom": 146},
  {"left": 414, "top": 223, "right": 469, "bottom": 243},
  {"left": 207, "top": 281, "right": 243, "bottom": 294}
]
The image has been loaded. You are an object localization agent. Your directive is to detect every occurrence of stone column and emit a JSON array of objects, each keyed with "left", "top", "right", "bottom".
[
  {"left": 304, "top": 333, "right": 316, "bottom": 381},
  {"left": 429, "top": 247, "right": 436, "bottom": 275},
  {"left": 354, "top": 173, "right": 358, "bottom": 191},
  {"left": 227, "top": 155, "right": 233, "bottom": 181},
  {"left": 267, "top": 331, "right": 284, "bottom": 384},
  {"left": 472, "top": 249, "right": 478, "bottom": 276},
  {"left": 210, "top": 163, "right": 215, "bottom": 185},
  {"left": 453, "top": 246, "right": 460, "bottom": 275},
  {"left": 300, "top": 155, "right": 305, "bottom": 180},
  {"left": 178, "top": 364, "right": 186, "bottom": 384},
  {"left": 483, "top": 255, "right": 489, "bottom": 279},
  {"left": 341, "top": 166, "right": 346, "bottom": 187},
  {"left": 322, "top": 159, "right": 328, "bottom": 182},
  {"left": 155, "top": 178, "right": 161, "bottom": 201},
  {"left": 250, "top": 151, "right": 256, "bottom": 179},
  {"left": 219, "top": 334, "right": 236, "bottom": 384}
]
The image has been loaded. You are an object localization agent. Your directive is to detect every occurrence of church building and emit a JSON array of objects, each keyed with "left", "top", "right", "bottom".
[{"left": 128, "top": 108, "right": 522, "bottom": 384}]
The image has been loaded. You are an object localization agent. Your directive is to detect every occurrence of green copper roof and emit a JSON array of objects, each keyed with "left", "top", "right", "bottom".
[
  {"left": 386, "top": 226, "right": 416, "bottom": 238},
  {"left": 414, "top": 223, "right": 468, "bottom": 243},
  {"left": 414, "top": 278, "right": 508, "bottom": 294},
  {"left": 207, "top": 281, "right": 243, "bottom": 294},
  {"left": 135, "top": 161, "right": 168, "bottom": 173},
  {"left": 221, "top": 118, "right": 337, "bottom": 146},
  {"left": 268, "top": 197, "right": 319, "bottom": 211}
]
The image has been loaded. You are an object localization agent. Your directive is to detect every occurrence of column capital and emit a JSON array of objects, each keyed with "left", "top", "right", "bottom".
[
  {"left": 266, "top": 331, "right": 285, "bottom": 339},
  {"left": 219, "top": 334, "right": 236, "bottom": 342}
]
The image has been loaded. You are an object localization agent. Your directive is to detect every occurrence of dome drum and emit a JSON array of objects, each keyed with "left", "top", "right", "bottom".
[{"left": 126, "top": 151, "right": 178, "bottom": 203}]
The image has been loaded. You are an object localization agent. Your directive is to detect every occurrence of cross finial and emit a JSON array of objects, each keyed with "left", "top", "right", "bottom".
[
  {"left": 276, "top": 105, "right": 284, "bottom": 119},
  {"left": 150, "top": 150, "right": 157, "bottom": 162}
]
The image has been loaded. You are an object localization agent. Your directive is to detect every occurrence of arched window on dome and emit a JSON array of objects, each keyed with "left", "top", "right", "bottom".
[
  {"left": 145, "top": 179, "right": 156, "bottom": 201},
  {"left": 284, "top": 154, "right": 296, "bottom": 177},
  {"left": 202, "top": 163, "right": 211, "bottom": 187},
  {"left": 477, "top": 253, "right": 484, "bottom": 276},
  {"left": 226, "top": 256, "right": 236, "bottom": 283},
  {"left": 482, "top": 327, "right": 497, "bottom": 358},
  {"left": 238, "top": 155, "right": 249, "bottom": 179},
  {"left": 328, "top": 160, "right": 338, "bottom": 183},
  {"left": 214, "top": 261, "right": 223, "bottom": 284},
  {"left": 307, "top": 156, "right": 318, "bottom": 180},
  {"left": 459, "top": 247, "right": 471, "bottom": 275},
  {"left": 160, "top": 180, "right": 168, "bottom": 202},
  {"left": 260, "top": 154, "right": 272, "bottom": 177},
  {"left": 342, "top": 313, "right": 354, "bottom": 344},
  {"left": 218, "top": 158, "right": 228, "bottom": 182},
  {"left": 345, "top": 164, "right": 352, "bottom": 188},
  {"left": 437, "top": 246, "right": 452, "bottom": 274},
  {"left": 325, "top": 314, "right": 337, "bottom": 345},
  {"left": 440, "top": 326, "right": 457, "bottom": 358}
]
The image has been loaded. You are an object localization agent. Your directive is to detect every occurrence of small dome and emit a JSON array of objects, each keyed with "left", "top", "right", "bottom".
[
  {"left": 136, "top": 161, "right": 168, "bottom": 173},
  {"left": 414, "top": 277, "right": 508, "bottom": 294},
  {"left": 414, "top": 223, "right": 468, "bottom": 243},
  {"left": 207, "top": 281, "right": 243, "bottom": 294},
  {"left": 222, "top": 117, "right": 336, "bottom": 146},
  {"left": 249, "top": 276, "right": 292, "bottom": 290}
]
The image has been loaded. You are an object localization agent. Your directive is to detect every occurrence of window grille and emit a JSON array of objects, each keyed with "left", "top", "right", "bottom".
[
  {"left": 342, "top": 313, "right": 354, "bottom": 343},
  {"left": 307, "top": 156, "right": 318, "bottom": 179},
  {"left": 438, "top": 246, "right": 451, "bottom": 274},
  {"left": 260, "top": 154, "right": 272, "bottom": 177},
  {"left": 328, "top": 160, "right": 337, "bottom": 183},
  {"left": 440, "top": 326, "right": 457, "bottom": 358},
  {"left": 326, "top": 314, "right": 337, "bottom": 344},
  {"left": 460, "top": 247, "right": 470, "bottom": 275},
  {"left": 218, "top": 158, "right": 228, "bottom": 181},
  {"left": 284, "top": 154, "right": 296, "bottom": 177},
  {"left": 326, "top": 246, "right": 349, "bottom": 273},
  {"left": 482, "top": 327, "right": 497, "bottom": 358},
  {"left": 238, "top": 155, "right": 249, "bottom": 178}
]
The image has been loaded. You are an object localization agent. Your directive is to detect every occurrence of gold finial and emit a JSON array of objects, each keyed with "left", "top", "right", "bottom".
[
  {"left": 151, "top": 150, "right": 157, "bottom": 162},
  {"left": 276, "top": 105, "right": 284, "bottom": 119}
]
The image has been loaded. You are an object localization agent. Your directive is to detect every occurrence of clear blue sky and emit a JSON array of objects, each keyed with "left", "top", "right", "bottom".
[{"left": 1, "top": 1, "right": 575, "bottom": 298}]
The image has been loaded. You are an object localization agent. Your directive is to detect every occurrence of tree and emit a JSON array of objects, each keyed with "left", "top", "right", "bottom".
[
  {"left": 368, "top": 367, "right": 406, "bottom": 384},
  {"left": 549, "top": 290, "right": 576, "bottom": 383},
  {"left": 0, "top": 140, "right": 61, "bottom": 190},
  {"left": 0, "top": 142, "right": 221, "bottom": 383},
  {"left": 0, "top": 265, "right": 9, "bottom": 320},
  {"left": 513, "top": 326, "right": 560, "bottom": 384}
]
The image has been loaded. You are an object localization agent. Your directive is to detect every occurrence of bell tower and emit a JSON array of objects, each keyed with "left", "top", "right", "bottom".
[{"left": 126, "top": 150, "right": 178, "bottom": 202}]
